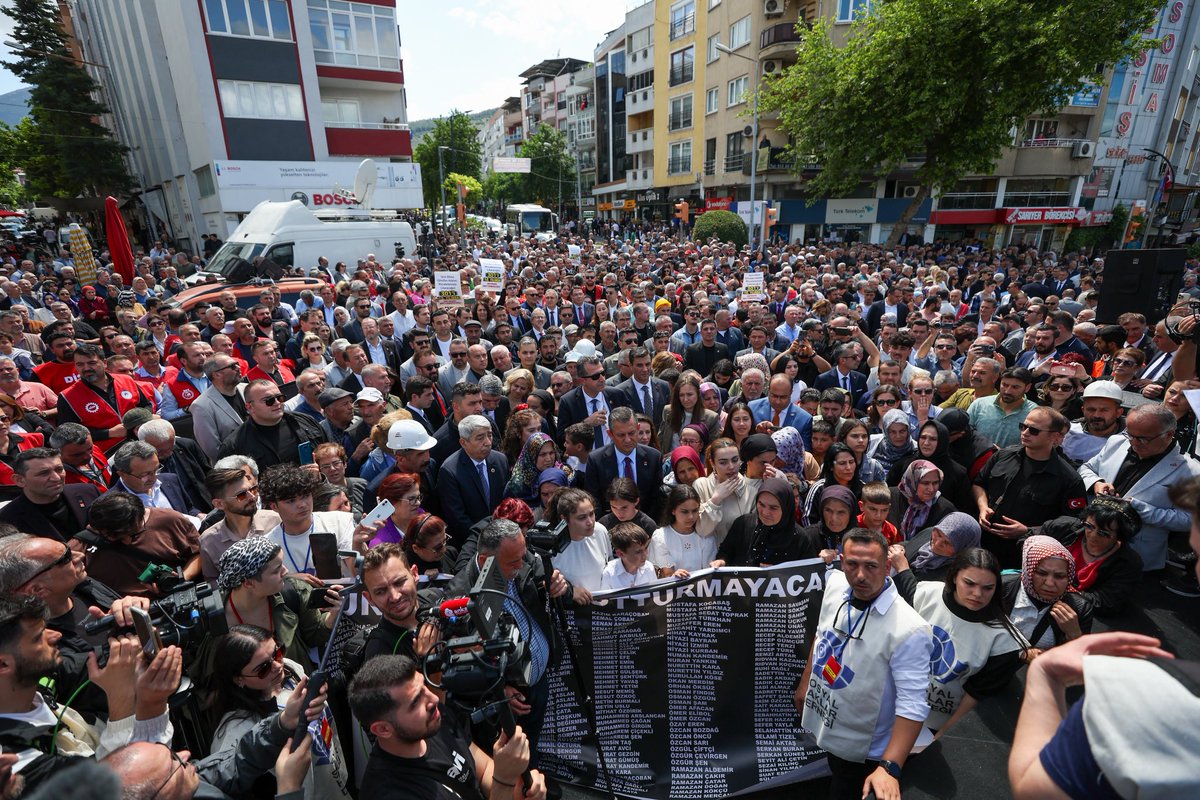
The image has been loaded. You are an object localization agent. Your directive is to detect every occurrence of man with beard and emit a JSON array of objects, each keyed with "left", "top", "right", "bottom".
[
  {"left": 1061, "top": 380, "right": 1125, "bottom": 464},
  {"left": 350, "top": 654, "right": 547, "bottom": 800},
  {"left": 967, "top": 367, "right": 1037, "bottom": 449},
  {"left": 1015, "top": 324, "right": 1059, "bottom": 375},
  {"left": 31, "top": 330, "right": 79, "bottom": 393},
  {"left": 361, "top": 544, "right": 439, "bottom": 661},
  {"left": 58, "top": 344, "right": 153, "bottom": 454}
]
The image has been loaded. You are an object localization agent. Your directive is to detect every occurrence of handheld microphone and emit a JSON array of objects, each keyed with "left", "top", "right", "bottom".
[{"left": 437, "top": 596, "right": 471, "bottom": 620}]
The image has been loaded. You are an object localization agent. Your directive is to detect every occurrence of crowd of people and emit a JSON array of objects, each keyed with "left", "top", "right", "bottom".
[{"left": 0, "top": 216, "right": 1196, "bottom": 800}]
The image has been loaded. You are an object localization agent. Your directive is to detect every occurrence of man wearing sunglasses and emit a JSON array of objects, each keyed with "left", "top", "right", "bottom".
[
  {"left": 199, "top": 466, "right": 279, "bottom": 581},
  {"left": 217, "top": 380, "right": 328, "bottom": 470}
]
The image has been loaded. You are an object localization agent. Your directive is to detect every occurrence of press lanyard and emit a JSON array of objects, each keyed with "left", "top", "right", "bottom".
[{"left": 281, "top": 522, "right": 315, "bottom": 574}]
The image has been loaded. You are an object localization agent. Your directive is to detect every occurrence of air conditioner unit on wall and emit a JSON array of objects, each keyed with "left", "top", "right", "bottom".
[
  {"left": 762, "top": 60, "right": 782, "bottom": 76},
  {"left": 902, "top": 185, "right": 920, "bottom": 198},
  {"left": 1072, "top": 141, "right": 1096, "bottom": 159},
  {"left": 764, "top": 0, "right": 786, "bottom": 17}
]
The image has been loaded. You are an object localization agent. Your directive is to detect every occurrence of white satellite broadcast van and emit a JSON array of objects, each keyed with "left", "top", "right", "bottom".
[{"left": 191, "top": 160, "right": 417, "bottom": 285}]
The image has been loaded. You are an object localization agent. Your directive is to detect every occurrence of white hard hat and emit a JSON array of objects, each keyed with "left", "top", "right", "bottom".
[
  {"left": 387, "top": 419, "right": 436, "bottom": 451},
  {"left": 572, "top": 339, "right": 597, "bottom": 357},
  {"left": 1081, "top": 380, "right": 1123, "bottom": 404}
]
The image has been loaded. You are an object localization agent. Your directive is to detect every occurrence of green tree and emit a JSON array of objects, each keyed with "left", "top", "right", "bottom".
[
  {"left": 0, "top": 120, "right": 36, "bottom": 208},
  {"left": 759, "top": 0, "right": 1161, "bottom": 246},
  {"left": 1, "top": 0, "right": 131, "bottom": 198},
  {"left": 412, "top": 111, "right": 483, "bottom": 210},
  {"left": 482, "top": 170, "right": 519, "bottom": 208},
  {"left": 443, "top": 173, "right": 483, "bottom": 204},
  {"left": 692, "top": 210, "right": 748, "bottom": 248},
  {"left": 516, "top": 124, "right": 575, "bottom": 206}
]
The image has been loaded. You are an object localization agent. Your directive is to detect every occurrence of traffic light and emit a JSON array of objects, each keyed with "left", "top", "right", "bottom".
[{"left": 674, "top": 201, "right": 690, "bottom": 225}]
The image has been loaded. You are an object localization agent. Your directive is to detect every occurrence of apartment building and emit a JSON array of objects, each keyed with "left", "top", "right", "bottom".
[{"left": 68, "top": 0, "right": 420, "bottom": 249}]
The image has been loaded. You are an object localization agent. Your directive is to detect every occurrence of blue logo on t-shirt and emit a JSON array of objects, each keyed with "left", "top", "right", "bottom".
[
  {"left": 929, "top": 625, "right": 971, "bottom": 684},
  {"left": 813, "top": 628, "right": 856, "bottom": 689}
]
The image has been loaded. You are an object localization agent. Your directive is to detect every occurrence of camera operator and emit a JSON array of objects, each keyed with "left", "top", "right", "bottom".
[
  {"left": 361, "top": 543, "right": 440, "bottom": 663},
  {"left": 350, "top": 654, "right": 547, "bottom": 800},
  {"left": 0, "top": 531, "right": 153, "bottom": 720},
  {"left": 443, "top": 519, "right": 569, "bottom": 761},
  {"left": 0, "top": 596, "right": 178, "bottom": 794},
  {"left": 71, "top": 491, "right": 201, "bottom": 598}
]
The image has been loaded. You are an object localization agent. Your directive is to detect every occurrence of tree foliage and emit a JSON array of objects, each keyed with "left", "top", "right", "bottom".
[
  {"left": 1, "top": 0, "right": 131, "bottom": 198},
  {"left": 516, "top": 124, "right": 575, "bottom": 206},
  {"left": 692, "top": 210, "right": 748, "bottom": 248},
  {"left": 412, "top": 111, "right": 483, "bottom": 210},
  {"left": 444, "top": 172, "right": 483, "bottom": 204},
  {"left": 482, "top": 170, "right": 519, "bottom": 206},
  {"left": 759, "top": 0, "right": 1162, "bottom": 245}
]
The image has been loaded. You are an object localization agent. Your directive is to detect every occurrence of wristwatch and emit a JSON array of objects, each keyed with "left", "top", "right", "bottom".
[{"left": 878, "top": 760, "right": 903, "bottom": 780}]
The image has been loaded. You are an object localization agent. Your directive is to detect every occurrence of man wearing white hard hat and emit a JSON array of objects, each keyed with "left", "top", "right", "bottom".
[
  {"left": 387, "top": 418, "right": 439, "bottom": 516},
  {"left": 1062, "top": 380, "right": 1125, "bottom": 464}
]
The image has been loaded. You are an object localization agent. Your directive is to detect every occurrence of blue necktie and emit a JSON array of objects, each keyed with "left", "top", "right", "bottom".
[
  {"left": 477, "top": 461, "right": 490, "bottom": 499},
  {"left": 506, "top": 579, "right": 549, "bottom": 683}
]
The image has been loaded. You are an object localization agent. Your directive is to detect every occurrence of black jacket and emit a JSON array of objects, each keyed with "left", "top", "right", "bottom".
[
  {"left": 718, "top": 512, "right": 821, "bottom": 567},
  {"left": 217, "top": 410, "right": 328, "bottom": 470},
  {"left": 0, "top": 484, "right": 99, "bottom": 541},
  {"left": 1001, "top": 573, "right": 1093, "bottom": 648},
  {"left": 1032, "top": 516, "right": 1145, "bottom": 617},
  {"left": 887, "top": 490, "right": 957, "bottom": 541}
]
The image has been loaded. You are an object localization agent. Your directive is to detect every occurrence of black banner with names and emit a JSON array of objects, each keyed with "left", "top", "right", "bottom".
[{"left": 536, "top": 560, "right": 831, "bottom": 799}]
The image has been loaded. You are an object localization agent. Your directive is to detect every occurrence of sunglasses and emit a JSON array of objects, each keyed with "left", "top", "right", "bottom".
[
  {"left": 911, "top": 388, "right": 934, "bottom": 396},
  {"left": 1082, "top": 521, "right": 1117, "bottom": 539},
  {"left": 581, "top": 372, "right": 605, "bottom": 381},
  {"left": 230, "top": 482, "right": 260, "bottom": 502},
  {"left": 256, "top": 394, "right": 285, "bottom": 406},
  {"left": 243, "top": 644, "right": 285, "bottom": 679},
  {"left": 1047, "top": 383, "right": 1074, "bottom": 391},
  {"left": 21, "top": 547, "right": 72, "bottom": 586},
  {"left": 1112, "top": 358, "right": 1140, "bottom": 367},
  {"left": 1018, "top": 423, "right": 1047, "bottom": 436}
]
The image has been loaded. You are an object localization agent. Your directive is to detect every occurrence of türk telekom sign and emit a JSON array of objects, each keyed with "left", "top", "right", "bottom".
[{"left": 1002, "top": 207, "right": 1086, "bottom": 225}]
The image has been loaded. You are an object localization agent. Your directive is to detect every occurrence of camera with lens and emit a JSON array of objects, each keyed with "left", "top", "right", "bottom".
[
  {"left": 394, "top": 241, "right": 406, "bottom": 259},
  {"left": 422, "top": 557, "right": 529, "bottom": 722},
  {"left": 526, "top": 519, "right": 570, "bottom": 557},
  {"left": 84, "top": 574, "right": 227, "bottom": 659},
  {"left": 1166, "top": 300, "right": 1200, "bottom": 343}
]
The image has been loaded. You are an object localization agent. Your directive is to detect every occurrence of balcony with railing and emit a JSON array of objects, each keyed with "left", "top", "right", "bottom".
[
  {"left": 668, "top": 112, "right": 693, "bottom": 131},
  {"left": 627, "top": 129, "right": 654, "bottom": 154},
  {"left": 668, "top": 156, "right": 692, "bottom": 175},
  {"left": 1000, "top": 190, "right": 1073, "bottom": 207},
  {"left": 937, "top": 192, "right": 998, "bottom": 210},
  {"left": 704, "top": 158, "right": 715, "bottom": 176},
  {"left": 760, "top": 21, "right": 809, "bottom": 54},
  {"left": 740, "top": 146, "right": 795, "bottom": 174},
  {"left": 669, "top": 65, "right": 694, "bottom": 87},
  {"left": 670, "top": 13, "right": 695, "bottom": 40},
  {"left": 1017, "top": 137, "right": 1092, "bottom": 149},
  {"left": 724, "top": 153, "right": 744, "bottom": 172},
  {"left": 325, "top": 120, "right": 412, "bottom": 157},
  {"left": 627, "top": 86, "right": 655, "bottom": 115}
]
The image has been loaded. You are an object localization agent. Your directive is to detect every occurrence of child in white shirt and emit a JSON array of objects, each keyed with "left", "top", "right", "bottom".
[
  {"left": 600, "top": 522, "right": 658, "bottom": 590},
  {"left": 649, "top": 485, "right": 714, "bottom": 575}
]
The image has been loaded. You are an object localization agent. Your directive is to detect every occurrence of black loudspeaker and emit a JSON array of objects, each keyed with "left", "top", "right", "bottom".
[{"left": 1096, "top": 248, "right": 1187, "bottom": 324}]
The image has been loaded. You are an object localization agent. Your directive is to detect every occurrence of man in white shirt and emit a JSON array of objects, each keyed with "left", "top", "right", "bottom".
[
  {"left": 388, "top": 290, "right": 415, "bottom": 338},
  {"left": 259, "top": 464, "right": 374, "bottom": 577}
]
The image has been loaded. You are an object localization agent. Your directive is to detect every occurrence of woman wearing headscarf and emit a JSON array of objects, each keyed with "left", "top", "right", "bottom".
[
  {"left": 532, "top": 467, "right": 571, "bottom": 522},
  {"left": 866, "top": 408, "right": 916, "bottom": 475},
  {"left": 801, "top": 442, "right": 862, "bottom": 526},
  {"left": 938, "top": 407, "right": 997, "bottom": 481},
  {"left": 668, "top": 445, "right": 705, "bottom": 487},
  {"left": 891, "top": 511, "right": 982, "bottom": 582},
  {"left": 712, "top": 477, "right": 819, "bottom": 568},
  {"left": 1000, "top": 535, "right": 1092, "bottom": 660},
  {"left": 772, "top": 426, "right": 821, "bottom": 482},
  {"left": 889, "top": 460, "right": 956, "bottom": 541},
  {"left": 801, "top": 484, "right": 857, "bottom": 556},
  {"left": 886, "top": 419, "right": 972, "bottom": 510},
  {"left": 504, "top": 431, "right": 560, "bottom": 503}
]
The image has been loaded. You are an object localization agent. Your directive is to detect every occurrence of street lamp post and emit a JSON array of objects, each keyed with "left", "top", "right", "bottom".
[
  {"left": 437, "top": 145, "right": 448, "bottom": 232},
  {"left": 716, "top": 43, "right": 760, "bottom": 251},
  {"left": 1142, "top": 147, "right": 1175, "bottom": 249}
]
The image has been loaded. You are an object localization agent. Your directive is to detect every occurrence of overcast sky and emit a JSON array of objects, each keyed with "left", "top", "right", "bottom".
[{"left": 0, "top": 1, "right": 630, "bottom": 120}]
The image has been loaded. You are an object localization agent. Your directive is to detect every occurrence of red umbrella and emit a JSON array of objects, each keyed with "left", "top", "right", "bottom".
[{"left": 104, "top": 195, "right": 135, "bottom": 286}]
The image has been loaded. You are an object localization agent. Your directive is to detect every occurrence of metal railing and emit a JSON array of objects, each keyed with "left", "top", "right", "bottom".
[
  {"left": 324, "top": 120, "right": 410, "bottom": 131},
  {"left": 1017, "top": 137, "right": 1091, "bottom": 148},
  {"left": 760, "top": 21, "right": 807, "bottom": 50},
  {"left": 1001, "top": 191, "right": 1072, "bottom": 206},
  {"left": 669, "top": 65, "right": 694, "bottom": 86},
  {"left": 937, "top": 193, "right": 998, "bottom": 210},
  {"left": 724, "top": 153, "right": 744, "bottom": 171},
  {"left": 668, "top": 113, "right": 692, "bottom": 131},
  {"left": 667, "top": 157, "right": 692, "bottom": 175},
  {"left": 670, "top": 13, "right": 695, "bottom": 40},
  {"left": 704, "top": 159, "right": 715, "bottom": 176}
]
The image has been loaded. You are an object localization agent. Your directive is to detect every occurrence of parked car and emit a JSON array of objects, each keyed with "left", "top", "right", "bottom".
[{"left": 160, "top": 277, "right": 328, "bottom": 317}]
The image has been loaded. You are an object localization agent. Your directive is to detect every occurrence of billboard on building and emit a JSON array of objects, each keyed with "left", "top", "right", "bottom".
[{"left": 211, "top": 160, "right": 424, "bottom": 211}]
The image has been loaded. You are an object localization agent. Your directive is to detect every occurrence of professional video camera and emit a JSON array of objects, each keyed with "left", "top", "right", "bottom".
[
  {"left": 84, "top": 570, "right": 227, "bottom": 654},
  {"left": 525, "top": 518, "right": 569, "bottom": 557},
  {"left": 423, "top": 557, "right": 529, "bottom": 715}
]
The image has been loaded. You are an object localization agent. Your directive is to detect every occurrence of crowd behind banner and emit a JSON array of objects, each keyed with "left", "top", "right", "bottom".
[{"left": 0, "top": 214, "right": 1197, "bottom": 800}]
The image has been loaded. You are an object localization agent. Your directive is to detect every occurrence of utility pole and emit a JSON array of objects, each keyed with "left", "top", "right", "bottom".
[
  {"left": 437, "top": 145, "right": 448, "bottom": 232},
  {"left": 716, "top": 43, "right": 760, "bottom": 252}
]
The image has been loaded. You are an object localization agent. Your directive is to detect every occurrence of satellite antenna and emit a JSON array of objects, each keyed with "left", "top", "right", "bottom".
[{"left": 353, "top": 159, "right": 377, "bottom": 210}]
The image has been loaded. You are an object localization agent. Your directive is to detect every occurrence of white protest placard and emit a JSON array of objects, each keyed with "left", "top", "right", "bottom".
[
  {"left": 568, "top": 244, "right": 581, "bottom": 263},
  {"left": 433, "top": 271, "right": 463, "bottom": 306},
  {"left": 743, "top": 271, "right": 766, "bottom": 302},
  {"left": 478, "top": 258, "right": 505, "bottom": 293}
]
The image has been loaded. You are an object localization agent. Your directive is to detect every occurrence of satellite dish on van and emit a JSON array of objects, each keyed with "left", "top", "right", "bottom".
[{"left": 353, "top": 159, "right": 378, "bottom": 210}]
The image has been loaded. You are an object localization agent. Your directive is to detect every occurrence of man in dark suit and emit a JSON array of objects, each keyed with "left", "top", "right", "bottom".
[
  {"left": 617, "top": 347, "right": 670, "bottom": 426},
  {"left": 584, "top": 407, "right": 662, "bottom": 517},
  {"left": 568, "top": 286, "right": 595, "bottom": 327},
  {"left": 431, "top": 382, "right": 500, "bottom": 467},
  {"left": 864, "top": 284, "right": 908, "bottom": 339},
  {"left": 136, "top": 422, "right": 213, "bottom": 514},
  {"left": 682, "top": 319, "right": 731, "bottom": 378},
  {"left": 438, "top": 414, "right": 509, "bottom": 546},
  {"left": 109, "top": 440, "right": 202, "bottom": 517},
  {"left": 404, "top": 374, "right": 438, "bottom": 435},
  {"left": 360, "top": 317, "right": 401, "bottom": 373},
  {"left": 1, "top": 448, "right": 99, "bottom": 542},
  {"left": 555, "top": 355, "right": 628, "bottom": 448},
  {"left": 813, "top": 342, "right": 869, "bottom": 407},
  {"left": 714, "top": 309, "right": 745, "bottom": 354}
]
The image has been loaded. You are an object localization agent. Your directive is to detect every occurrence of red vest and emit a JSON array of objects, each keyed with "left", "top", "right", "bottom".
[
  {"left": 62, "top": 373, "right": 146, "bottom": 453},
  {"left": 63, "top": 445, "right": 111, "bottom": 489},
  {"left": 246, "top": 364, "right": 295, "bottom": 385},
  {"left": 136, "top": 364, "right": 177, "bottom": 390},
  {"left": 164, "top": 373, "right": 205, "bottom": 411},
  {"left": 32, "top": 360, "right": 80, "bottom": 394},
  {"left": 0, "top": 433, "right": 44, "bottom": 485}
]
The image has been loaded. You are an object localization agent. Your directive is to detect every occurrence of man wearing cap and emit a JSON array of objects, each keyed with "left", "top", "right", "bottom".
[
  {"left": 1062, "top": 381, "right": 1125, "bottom": 464},
  {"left": 318, "top": 387, "right": 356, "bottom": 453},
  {"left": 351, "top": 388, "right": 388, "bottom": 449}
]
